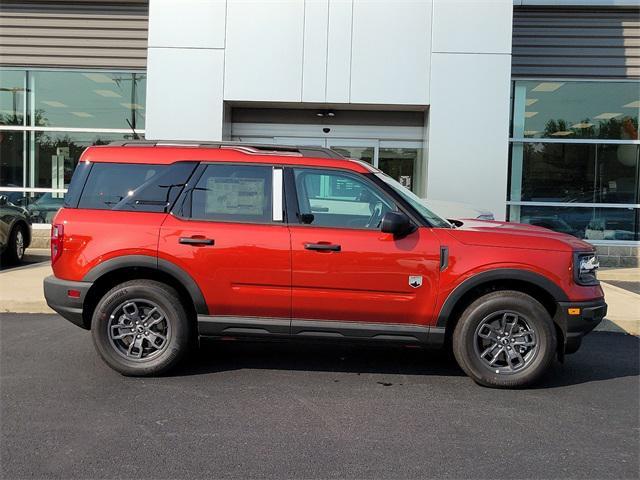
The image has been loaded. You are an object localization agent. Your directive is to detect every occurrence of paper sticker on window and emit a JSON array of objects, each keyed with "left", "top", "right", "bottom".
[{"left": 205, "top": 177, "right": 265, "bottom": 215}]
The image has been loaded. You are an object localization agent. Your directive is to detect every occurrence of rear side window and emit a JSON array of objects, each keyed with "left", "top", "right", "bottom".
[
  {"left": 189, "top": 164, "right": 273, "bottom": 223},
  {"left": 77, "top": 162, "right": 197, "bottom": 212}
]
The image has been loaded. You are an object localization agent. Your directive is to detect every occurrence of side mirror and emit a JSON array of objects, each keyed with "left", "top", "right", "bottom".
[
  {"left": 381, "top": 211, "right": 413, "bottom": 237},
  {"left": 0, "top": 195, "right": 7, "bottom": 206}
]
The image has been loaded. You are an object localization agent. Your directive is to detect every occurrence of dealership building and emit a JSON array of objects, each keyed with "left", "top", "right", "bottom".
[{"left": 0, "top": 0, "right": 638, "bottom": 265}]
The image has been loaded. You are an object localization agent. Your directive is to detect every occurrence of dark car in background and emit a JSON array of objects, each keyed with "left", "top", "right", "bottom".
[{"left": 0, "top": 194, "right": 31, "bottom": 265}]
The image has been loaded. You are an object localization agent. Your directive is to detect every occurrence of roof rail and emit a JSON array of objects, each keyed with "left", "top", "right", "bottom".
[{"left": 105, "top": 139, "right": 345, "bottom": 160}]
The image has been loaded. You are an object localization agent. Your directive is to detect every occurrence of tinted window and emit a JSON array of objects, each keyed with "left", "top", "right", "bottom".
[
  {"left": 294, "top": 168, "right": 394, "bottom": 229},
  {"left": 78, "top": 163, "right": 173, "bottom": 211},
  {"left": 190, "top": 164, "right": 273, "bottom": 223}
]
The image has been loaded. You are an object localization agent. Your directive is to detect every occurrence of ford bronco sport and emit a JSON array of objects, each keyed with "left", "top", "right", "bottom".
[{"left": 43, "top": 141, "right": 606, "bottom": 387}]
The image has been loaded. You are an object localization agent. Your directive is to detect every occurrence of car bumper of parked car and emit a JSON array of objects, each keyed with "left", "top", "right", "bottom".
[
  {"left": 43, "top": 275, "right": 92, "bottom": 329},
  {"left": 556, "top": 298, "right": 607, "bottom": 355}
]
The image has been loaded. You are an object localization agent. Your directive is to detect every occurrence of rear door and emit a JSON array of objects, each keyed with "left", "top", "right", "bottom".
[
  {"left": 287, "top": 167, "right": 441, "bottom": 328},
  {"left": 159, "top": 163, "right": 291, "bottom": 326}
]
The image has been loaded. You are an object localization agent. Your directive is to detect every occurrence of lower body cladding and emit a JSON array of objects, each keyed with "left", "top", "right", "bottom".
[{"left": 197, "top": 316, "right": 446, "bottom": 347}]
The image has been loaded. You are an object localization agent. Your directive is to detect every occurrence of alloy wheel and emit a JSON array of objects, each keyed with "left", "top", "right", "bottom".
[
  {"left": 473, "top": 310, "right": 538, "bottom": 374},
  {"left": 15, "top": 229, "right": 24, "bottom": 260},
  {"left": 107, "top": 299, "right": 171, "bottom": 361}
]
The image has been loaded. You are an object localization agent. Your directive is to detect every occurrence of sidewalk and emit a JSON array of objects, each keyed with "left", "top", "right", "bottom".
[{"left": 1, "top": 250, "right": 638, "bottom": 335}]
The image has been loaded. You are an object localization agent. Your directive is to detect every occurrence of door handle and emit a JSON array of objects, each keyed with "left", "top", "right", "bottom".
[
  {"left": 179, "top": 236, "right": 215, "bottom": 246},
  {"left": 304, "top": 243, "right": 341, "bottom": 252}
]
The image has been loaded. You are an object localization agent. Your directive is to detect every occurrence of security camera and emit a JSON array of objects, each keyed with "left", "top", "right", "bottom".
[{"left": 322, "top": 127, "right": 331, "bottom": 133}]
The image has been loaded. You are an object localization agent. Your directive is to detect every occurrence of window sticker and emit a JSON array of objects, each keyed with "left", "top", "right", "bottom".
[{"left": 205, "top": 177, "right": 265, "bottom": 216}]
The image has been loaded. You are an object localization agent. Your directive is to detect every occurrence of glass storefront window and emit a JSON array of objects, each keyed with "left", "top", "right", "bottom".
[
  {"left": 511, "top": 205, "right": 639, "bottom": 242},
  {"left": 33, "top": 131, "right": 135, "bottom": 189},
  {"left": 30, "top": 71, "right": 146, "bottom": 129},
  {"left": 378, "top": 148, "right": 420, "bottom": 192},
  {"left": 329, "top": 146, "right": 375, "bottom": 164},
  {"left": 512, "top": 143, "right": 639, "bottom": 204},
  {"left": 0, "top": 130, "right": 24, "bottom": 188},
  {"left": 0, "top": 70, "right": 26, "bottom": 126},
  {"left": 512, "top": 81, "right": 639, "bottom": 140}
]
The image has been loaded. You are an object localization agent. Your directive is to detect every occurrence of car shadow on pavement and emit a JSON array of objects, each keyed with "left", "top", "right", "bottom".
[
  {"left": 173, "top": 338, "right": 466, "bottom": 379},
  {"left": 168, "top": 332, "right": 639, "bottom": 388}
]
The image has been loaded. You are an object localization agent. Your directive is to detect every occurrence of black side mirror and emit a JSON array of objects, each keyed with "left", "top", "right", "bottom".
[
  {"left": 381, "top": 211, "right": 413, "bottom": 237},
  {"left": 0, "top": 195, "right": 7, "bottom": 206}
]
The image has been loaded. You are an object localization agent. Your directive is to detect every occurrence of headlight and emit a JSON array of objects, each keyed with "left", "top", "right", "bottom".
[{"left": 574, "top": 252, "right": 600, "bottom": 286}]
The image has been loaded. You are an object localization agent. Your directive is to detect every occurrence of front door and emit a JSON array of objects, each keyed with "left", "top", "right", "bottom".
[
  {"left": 287, "top": 166, "right": 441, "bottom": 326},
  {"left": 159, "top": 163, "right": 291, "bottom": 320}
]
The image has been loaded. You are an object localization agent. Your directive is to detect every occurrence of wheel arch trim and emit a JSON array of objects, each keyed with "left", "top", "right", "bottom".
[
  {"left": 82, "top": 255, "right": 208, "bottom": 315},
  {"left": 436, "top": 268, "right": 569, "bottom": 328}
]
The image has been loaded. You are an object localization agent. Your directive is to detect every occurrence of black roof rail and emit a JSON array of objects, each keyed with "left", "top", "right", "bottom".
[{"left": 104, "top": 140, "right": 345, "bottom": 160}]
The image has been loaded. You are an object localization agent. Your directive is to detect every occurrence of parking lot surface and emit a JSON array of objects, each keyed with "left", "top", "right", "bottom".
[{"left": 1, "top": 313, "right": 639, "bottom": 479}]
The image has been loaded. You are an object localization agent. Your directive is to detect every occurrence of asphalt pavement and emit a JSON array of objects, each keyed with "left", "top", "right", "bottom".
[{"left": 1, "top": 313, "right": 639, "bottom": 479}]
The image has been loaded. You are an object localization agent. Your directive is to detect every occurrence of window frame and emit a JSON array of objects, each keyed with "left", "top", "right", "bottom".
[
  {"left": 172, "top": 161, "right": 284, "bottom": 226},
  {"left": 285, "top": 165, "right": 417, "bottom": 231}
]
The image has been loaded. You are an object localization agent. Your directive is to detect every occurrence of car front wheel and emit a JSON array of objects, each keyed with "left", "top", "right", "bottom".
[
  {"left": 91, "top": 280, "right": 193, "bottom": 376},
  {"left": 2, "top": 224, "right": 26, "bottom": 265},
  {"left": 452, "top": 290, "right": 557, "bottom": 388}
]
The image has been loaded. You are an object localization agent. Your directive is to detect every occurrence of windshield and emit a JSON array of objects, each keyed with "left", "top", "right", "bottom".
[{"left": 375, "top": 173, "right": 452, "bottom": 228}]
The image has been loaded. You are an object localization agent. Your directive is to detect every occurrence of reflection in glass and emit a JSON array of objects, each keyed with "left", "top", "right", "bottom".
[
  {"left": 513, "top": 80, "right": 639, "bottom": 140},
  {"left": 512, "top": 205, "right": 639, "bottom": 241},
  {"left": 511, "top": 143, "right": 639, "bottom": 204},
  {"left": 31, "top": 71, "right": 146, "bottom": 129},
  {"left": 33, "top": 131, "right": 134, "bottom": 189},
  {"left": 0, "top": 70, "right": 26, "bottom": 126}
]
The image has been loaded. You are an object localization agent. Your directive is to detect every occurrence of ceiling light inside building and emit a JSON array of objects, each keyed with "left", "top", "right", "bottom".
[
  {"left": 94, "top": 89, "right": 122, "bottom": 98},
  {"left": 532, "top": 82, "right": 564, "bottom": 92},
  {"left": 571, "top": 122, "right": 594, "bottom": 129},
  {"left": 70, "top": 111, "right": 94, "bottom": 118},
  {"left": 594, "top": 112, "right": 622, "bottom": 120},
  {"left": 82, "top": 73, "right": 115, "bottom": 84},
  {"left": 525, "top": 98, "right": 538, "bottom": 106},
  {"left": 523, "top": 130, "right": 539, "bottom": 136},
  {"left": 551, "top": 130, "right": 574, "bottom": 136},
  {"left": 120, "top": 103, "right": 144, "bottom": 110},
  {"left": 41, "top": 100, "right": 67, "bottom": 108},
  {"left": 623, "top": 100, "right": 640, "bottom": 108},
  {"left": 524, "top": 111, "right": 538, "bottom": 118}
]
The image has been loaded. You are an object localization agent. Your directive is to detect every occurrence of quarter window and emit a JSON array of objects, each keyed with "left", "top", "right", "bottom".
[
  {"left": 190, "top": 164, "right": 273, "bottom": 223},
  {"left": 293, "top": 168, "right": 394, "bottom": 229}
]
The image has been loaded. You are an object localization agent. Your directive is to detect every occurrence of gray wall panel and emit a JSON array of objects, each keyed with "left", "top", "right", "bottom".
[
  {"left": 512, "top": 6, "right": 640, "bottom": 78},
  {"left": 0, "top": 1, "right": 148, "bottom": 69}
]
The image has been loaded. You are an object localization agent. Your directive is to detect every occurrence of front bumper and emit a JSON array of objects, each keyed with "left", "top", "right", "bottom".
[
  {"left": 556, "top": 298, "right": 607, "bottom": 355},
  {"left": 43, "top": 275, "right": 93, "bottom": 329}
]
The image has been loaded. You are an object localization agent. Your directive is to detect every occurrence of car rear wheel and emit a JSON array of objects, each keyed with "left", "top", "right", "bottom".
[
  {"left": 452, "top": 291, "right": 556, "bottom": 388},
  {"left": 2, "top": 224, "right": 26, "bottom": 265},
  {"left": 91, "top": 280, "right": 193, "bottom": 376}
]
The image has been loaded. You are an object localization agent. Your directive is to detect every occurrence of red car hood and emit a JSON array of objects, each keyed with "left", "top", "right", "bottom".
[{"left": 444, "top": 219, "right": 594, "bottom": 252}]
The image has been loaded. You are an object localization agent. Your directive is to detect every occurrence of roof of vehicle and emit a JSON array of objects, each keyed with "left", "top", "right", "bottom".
[{"left": 79, "top": 140, "right": 375, "bottom": 174}]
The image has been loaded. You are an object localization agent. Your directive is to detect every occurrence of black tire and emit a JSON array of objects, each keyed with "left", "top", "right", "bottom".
[
  {"left": 1, "top": 224, "right": 26, "bottom": 266},
  {"left": 452, "top": 291, "right": 556, "bottom": 388},
  {"left": 91, "top": 280, "right": 193, "bottom": 376}
]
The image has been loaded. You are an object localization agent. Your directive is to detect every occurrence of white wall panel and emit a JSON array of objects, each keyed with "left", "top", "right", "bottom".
[
  {"left": 432, "top": 0, "right": 512, "bottom": 54},
  {"left": 350, "top": 0, "right": 431, "bottom": 105},
  {"left": 146, "top": 48, "right": 225, "bottom": 141},
  {"left": 326, "top": 0, "right": 353, "bottom": 103},
  {"left": 148, "top": 0, "right": 226, "bottom": 49},
  {"left": 427, "top": 53, "right": 512, "bottom": 220},
  {"left": 224, "top": 0, "right": 304, "bottom": 102},
  {"left": 302, "top": 0, "right": 329, "bottom": 102}
]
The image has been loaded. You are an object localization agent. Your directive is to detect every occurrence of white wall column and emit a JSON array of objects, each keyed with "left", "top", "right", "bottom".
[
  {"left": 145, "top": 0, "right": 226, "bottom": 141},
  {"left": 426, "top": 0, "right": 513, "bottom": 220}
]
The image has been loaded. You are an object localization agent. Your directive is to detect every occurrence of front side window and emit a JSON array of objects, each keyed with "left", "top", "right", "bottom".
[
  {"left": 189, "top": 164, "right": 273, "bottom": 223},
  {"left": 293, "top": 168, "right": 394, "bottom": 229}
]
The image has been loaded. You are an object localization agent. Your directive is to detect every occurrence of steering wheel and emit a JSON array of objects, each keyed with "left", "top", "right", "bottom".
[{"left": 366, "top": 202, "right": 385, "bottom": 229}]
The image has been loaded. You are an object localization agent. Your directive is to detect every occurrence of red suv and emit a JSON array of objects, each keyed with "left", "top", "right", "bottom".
[{"left": 44, "top": 141, "right": 606, "bottom": 387}]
